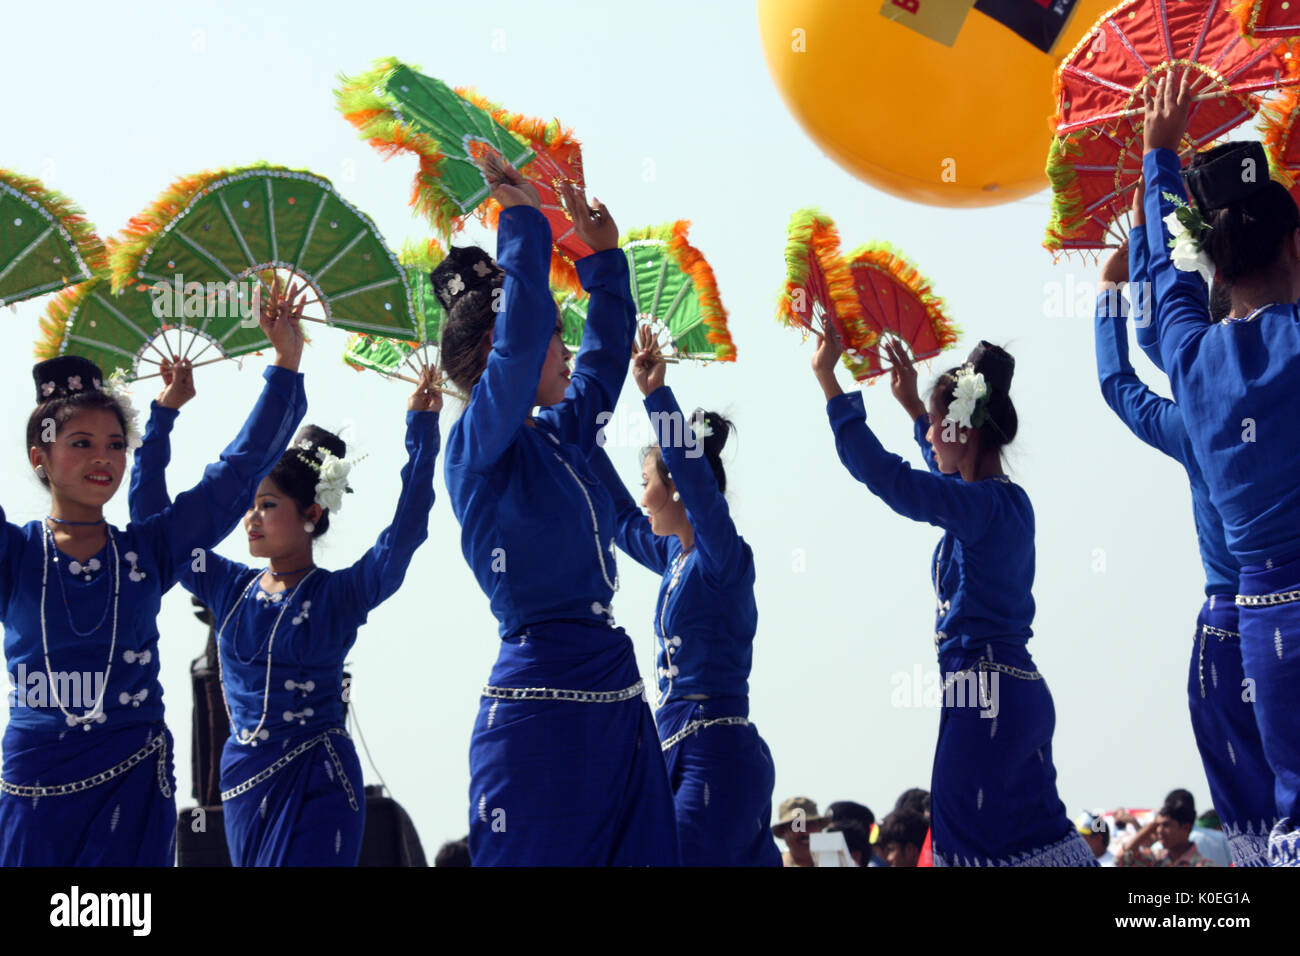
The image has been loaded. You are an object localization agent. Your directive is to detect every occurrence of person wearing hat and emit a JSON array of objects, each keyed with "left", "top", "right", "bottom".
[
  {"left": 772, "top": 796, "right": 826, "bottom": 867},
  {"left": 1144, "top": 69, "right": 1300, "bottom": 865},
  {"left": 826, "top": 799, "right": 887, "bottom": 866},
  {"left": 1075, "top": 810, "right": 1115, "bottom": 866},
  {"left": 0, "top": 281, "right": 308, "bottom": 865},
  {"left": 440, "top": 153, "right": 677, "bottom": 865},
  {"left": 1092, "top": 179, "right": 1275, "bottom": 867}
]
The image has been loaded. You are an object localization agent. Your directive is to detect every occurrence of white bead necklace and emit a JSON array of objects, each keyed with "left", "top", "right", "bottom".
[
  {"left": 215, "top": 568, "right": 318, "bottom": 746},
  {"left": 40, "top": 522, "right": 117, "bottom": 729},
  {"left": 551, "top": 451, "right": 620, "bottom": 592}
]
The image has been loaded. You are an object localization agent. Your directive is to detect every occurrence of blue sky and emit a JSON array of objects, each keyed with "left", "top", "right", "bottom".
[{"left": 0, "top": 0, "right": 1236, "bottom": 853}]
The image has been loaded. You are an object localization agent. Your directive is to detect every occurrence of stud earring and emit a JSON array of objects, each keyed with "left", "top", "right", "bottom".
[
  {"left": 671, "top": 491, "right": 680, "bottom": 502},
  {"left": 303, "top": 521, "right": 316, "bottom": 533},
  {"left": 34, "top": 465, "right": 46, "bottom": 479}
]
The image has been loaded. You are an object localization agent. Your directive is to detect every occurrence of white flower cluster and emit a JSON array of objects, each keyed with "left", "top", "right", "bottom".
[
  {"left": 314, "top": 453, "right": 352, "bottom": 514},
  {"left": 105, "top": 368, "right": 143, "bottom": 451},
  {"left": 944, "top": 365, "right": 988, "bottom": 431},
  {"left": 1162, "top": 192, "right": 1214, "bottom": 285}
]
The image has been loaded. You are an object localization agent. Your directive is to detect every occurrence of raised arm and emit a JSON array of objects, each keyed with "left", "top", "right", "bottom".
[
  {"left": 828, "top": 392, "right": 1001, "bottom": 538},
  {"left": 1143, "top": 72, "right": 1211, "bottom": 381},
  {"left": 644, "top": 385, "right": 744, "bottom": 581},
  {"left": 453, "top": 204, "right": 556, "bottom": 471},
  {"left": 133, "top": 281, "right": 309, "bottom": 584},
  {"left": 587, "top": 443, "right": 669, "bottom": 574},
  {"left": 129, "top": 402, "right": 179, "bottom": 522},
  {"left": 535, "top": 184, "right": 635, "bottom": 453},
  {"left": 330, "top": 407, "right": 441, "bottom": 629}
]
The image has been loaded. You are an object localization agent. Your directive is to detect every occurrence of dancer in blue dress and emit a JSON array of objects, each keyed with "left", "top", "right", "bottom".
[
  {"left": 1093, "top": 192, "right": 1275, "bottom": 866},
  {"left": 1142, "top": 70, "right": 1300, "bottom": 864},
  {"left": 587, "top": 327, "right": 781, "bottom": 866},
  {"left": 129, "top": 360, "right": 442, "bottom": 866},
  {"left": 441, "top": 154, "right": 677, "bottom": 865},
  {"left": 0, "top": 283, "right": 307, "bottom": 865},
  {"left": 812, "top": 328, "right": 1094, "bottom": 867}
]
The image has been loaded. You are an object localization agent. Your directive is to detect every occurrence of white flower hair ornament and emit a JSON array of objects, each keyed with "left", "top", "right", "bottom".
[
  {"left": 1161, "top": 191, "right": 1214, "bottom": 286},
  {"left": 294, "top": 447, "right": 366, "bottom": 515},
  {"left": 690, "top": 416, "right": 714, "bottom": 443},
  {"left": 104, "top": 368, "right": 143, "bottom": 451},
  {"left": 943, "top": 365, "right": 989, "bottom": 433}
]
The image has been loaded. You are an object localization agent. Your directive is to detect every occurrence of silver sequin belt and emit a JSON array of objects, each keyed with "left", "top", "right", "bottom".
[
  {"left": 1236, "top": 589, "right": 1300, "bottom": 608},
  {"left": 480, "top": 679, "right": 644, "bottom": 704},
  {"left": 220, "top": 727, "right": 357, "bottom": 811},
  {"left": 660, "top": 716, "right": 750, "bottom": 752},
  {"left": 0, "top": 731, "right": 171, "bottom": 799}
]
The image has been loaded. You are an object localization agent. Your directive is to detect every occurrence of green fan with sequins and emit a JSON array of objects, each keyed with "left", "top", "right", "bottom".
[
  {"left": 1, "top": 168, "right": 107, "bottom": 307},
  {"left": 561, "top": 220, "right": 736, "bottom": 362},
  {"left": 342, "top": 239, "right": 465, "bottom": 399},
  {"left": 107, "top": 164, "right": 418, "bottom": 372}
]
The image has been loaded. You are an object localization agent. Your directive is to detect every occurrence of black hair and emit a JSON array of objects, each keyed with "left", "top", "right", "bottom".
[
  {"left": 1208, "top": 280, "right": 1232, "bottom": 322},
  {"left": 826, "top": 820, "right": 872, "bottom": 865},
  {"left": 879, "top": 809, "right": 928, "bottom": 849},
  {"left": 434, "top": 836, "right": 471, "bottom": 867},
  {"left": 267, "top": 424, "right": 346, "bottom": 538},
  {"left": 438, "top": 286, "right": 498, "bottom": 393},
  {"left": 1188, "top": 144, "right": 1300, "bottom": 284},
  {"left": 1164, "top": 788, "right": 1195, "bottom": 815},
  {"left": 642, "top": 408, "right": 735, "bottom": 495},
  {"left": 1157, "top": 801, "right": 1196, "bottom": 829},
  {"left": 26, "top": 391, "right": 130, "bottom": 488},
  {"left": 826, "top": 799, "right": 875, "bottom": 830},
  {"left": 894, "top": 787, "right": 931, "bottom": 817},
  {"left": 930, "top": 342, "right": 1018, "bottom": 455}
]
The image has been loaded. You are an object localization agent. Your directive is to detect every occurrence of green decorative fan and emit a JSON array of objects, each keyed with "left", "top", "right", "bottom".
[
  {"left": 110, "top": 165, "right": 419, "bottom": 350},
  {"left": 342, "top": 239, "right": 464, "bottom": 398},
  {"left": 336, "top": 58, "right": 536, "bottom": 236},
  {"left": 560, "top": 221, "right": 736, "bottom": 363},
  {"left": 1, "top": 168, "right": 107, "bottom": 307},
  {"left": 35, "top": 276, "right": 271, "bottom": 382}
]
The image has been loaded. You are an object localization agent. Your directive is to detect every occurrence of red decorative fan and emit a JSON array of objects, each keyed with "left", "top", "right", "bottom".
[
  {"left": 1262, "top": 83, "right": 1300, "bottom": 204},
  {"left": 458, "top": 89, "right": 592, "bottom": 294},
  {"left": 1232, "top": 0, "right": 1300, "bottom": 40},
  {"left": 1045, "top": 0, "right": 1300, "bottom": 254},
  {"left": 776, "top": 209, "right": 875, "bottom": 375},
  {"left": 843, "top": 243, "right": 959, "bottom": 382}
]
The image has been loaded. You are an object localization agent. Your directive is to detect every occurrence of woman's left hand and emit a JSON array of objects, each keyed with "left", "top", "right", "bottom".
[
  {"left": 632, "top": 325, "right": 666, "bottom": 397},
  {"left": 409, "top": 365, "right": 444, "bottom": 413},
  {"left": 561, "top": 181, "right": 618, "bottom": 253}
]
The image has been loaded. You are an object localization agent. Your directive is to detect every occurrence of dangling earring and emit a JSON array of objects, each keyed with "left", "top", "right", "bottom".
[
  {"left": 303, "top": 521, "right": 316, "bottom": 533},
  {"left": 34, "top": 464, "right": 46, "bottom": 479},
  {"left": 671, "top": 491, "right": 680, "bottom": 502}
]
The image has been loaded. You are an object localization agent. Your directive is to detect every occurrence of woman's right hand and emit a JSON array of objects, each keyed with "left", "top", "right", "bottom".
[
  {"left": 884, "top": 339, "right": 925, "bottom": 421},
  {"left": 479, "top": 149, "right": 541, "bottom": 211},
  {"left": 157, "top": 357, "right": 195, "bottom": 410},
  {"left": 632, "top": 325, "right": 666, "bottom": 397},
  {"left": 257, "top": 273, "right": 308, "bottom": 372}
]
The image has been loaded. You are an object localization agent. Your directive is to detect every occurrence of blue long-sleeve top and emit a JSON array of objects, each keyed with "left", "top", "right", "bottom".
[
  {"left": 129, "top": 404, "right": 440, "bottom": 743},
  {"left": 1094, "top": 277, "right": 1237, "bottom": 595},
  {"left": 0, "top": 365, "right": 305, "bottom": 736},
  {"left": 827, "top": 392, "right": 1034, "bottom": 655},
  {"left": 588, "top": 386, "right": 757, "bottom": 702},
  {"left": 444, "top": 206, "right": 636, "bottom": 638},
  {"left": 1144, "top": 148, "right": 1300, "bottom": 565}
]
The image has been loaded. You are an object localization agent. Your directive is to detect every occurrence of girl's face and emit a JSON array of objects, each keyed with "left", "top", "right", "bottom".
[
  {"left": 31, "top": 408, "right": 128, "bottom": 510},
  {"left": 924, "top": 394, "right": 971, "bottom": 476},
  {"left": 243, "top": 477, "right": 317, "bottom": 560},
  {"left": 640, "top": 450, "right": 685, "bottom": 538},
  {"left": 534, "top": 307, "right": 573, "bottom": 408}
]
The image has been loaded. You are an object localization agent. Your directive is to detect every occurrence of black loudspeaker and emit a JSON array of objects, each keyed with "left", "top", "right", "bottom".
[{"left": 176, "top": 788, "right": 426, "bottom": 867}]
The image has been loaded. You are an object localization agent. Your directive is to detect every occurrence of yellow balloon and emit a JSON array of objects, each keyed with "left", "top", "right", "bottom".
[{"left": 757, "top": 0, "right": 1112, "bottom": 208}]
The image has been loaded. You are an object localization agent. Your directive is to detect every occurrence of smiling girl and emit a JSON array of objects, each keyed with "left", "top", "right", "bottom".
[
  {"left": 0, "top": 284, "right": 307, "bottom": 865},
  {"left": 812, "top": 329, "right": 1093, "bottom": 867},
  {"left": 128, "top": 358, "right": 442, "bottom": 866}
]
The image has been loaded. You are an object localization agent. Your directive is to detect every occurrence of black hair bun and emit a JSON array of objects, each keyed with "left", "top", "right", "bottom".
[
  {"left": 289, "top": 424, "right": 346, "bottom": 463},
  {"left": 690, "top": 409, "right": 735, "bottom": 494},
  {"left": 1184, "top": 141, "right": 1269, "bottom": 213},
  {"left": 430, "top": 246, "right": 504, "bottom": 311},
  {"left": 968, "top": 341, "right": 1015, "bottom": 393}
]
